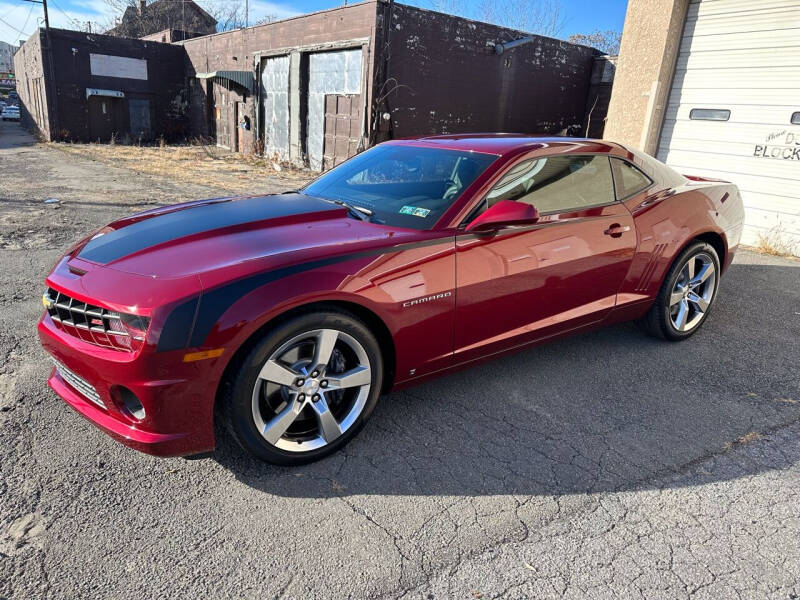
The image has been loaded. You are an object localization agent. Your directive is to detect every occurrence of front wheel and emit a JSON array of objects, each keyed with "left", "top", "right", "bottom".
[
  {"left": 638, "top": 241, "right": 720, "bottom": 341},
  {"left": 222, "top": 310, "right": 383, "bottom": 465}
]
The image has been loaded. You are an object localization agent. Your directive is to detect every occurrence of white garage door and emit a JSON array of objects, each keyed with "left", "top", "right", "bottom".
[{"left": 657, "top": 0, "right": 800, "bottom": 252}]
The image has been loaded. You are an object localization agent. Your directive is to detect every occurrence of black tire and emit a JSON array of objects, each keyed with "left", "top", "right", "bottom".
[
  {"left": 221, "top": 310, "right": 383, "bottom": 465},
  {"left": 638, "top": 241, "right": 721, "bottom": 341}
]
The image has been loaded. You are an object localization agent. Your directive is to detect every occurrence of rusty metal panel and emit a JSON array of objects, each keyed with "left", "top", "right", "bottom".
[
  {"left": 260, "top": 54, "right": 290, "bottom": 161},
  {"left": 307, "top": 48, "right": 362, "bottom": 171}
]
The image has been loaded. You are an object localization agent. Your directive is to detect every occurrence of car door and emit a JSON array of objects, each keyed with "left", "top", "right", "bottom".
[{"left": 454, "top": 154, "right": 636, "bottom": 362}]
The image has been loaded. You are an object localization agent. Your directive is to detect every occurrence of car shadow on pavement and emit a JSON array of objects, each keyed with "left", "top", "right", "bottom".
[{"left": 213, "top": 261, "right": 800, "bottom": 498}]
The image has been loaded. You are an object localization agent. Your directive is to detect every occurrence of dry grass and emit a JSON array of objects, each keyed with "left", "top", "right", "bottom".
[
  {"left": 48, "top": 140, "right": 311, "bottom": 193},
  {"left": 723, "top": 431, "right": 764, "bottom": 451},
  {"left": 754, "top": 226, "right": 798, "bottom": 257}
]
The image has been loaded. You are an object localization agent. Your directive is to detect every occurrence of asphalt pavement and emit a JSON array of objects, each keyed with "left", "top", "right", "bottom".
[{"left": 1, "top": 120, "right": 799, "bottom": 599}]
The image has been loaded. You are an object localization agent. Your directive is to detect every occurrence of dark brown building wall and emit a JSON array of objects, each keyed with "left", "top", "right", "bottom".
[
  {"left": 383, "top": 4, "right": 599, "bottom": 138},
  {"left": 14, "top": 28, "right": 190, "bottom": 142},
  {"left": 181, "top": 3, "right": 377, "bottom": 73},
  {"left": 40, "top": 29, "right": 189, "bottom": 142},
  {"left": 583, "top": 56, "right": 616, "bottom": 139}
]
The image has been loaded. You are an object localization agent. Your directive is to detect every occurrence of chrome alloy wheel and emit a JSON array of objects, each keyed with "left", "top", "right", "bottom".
[
  {"left": 669, "top": 252, "right": 717, "bottom": 332},
  {"left": 251, "top": 328, "right": 372, "bottom": 452}
]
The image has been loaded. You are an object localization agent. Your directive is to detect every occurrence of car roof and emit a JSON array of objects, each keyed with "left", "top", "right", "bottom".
[{"left": 387, "top": 133, "right": 617, "bottom": 156}]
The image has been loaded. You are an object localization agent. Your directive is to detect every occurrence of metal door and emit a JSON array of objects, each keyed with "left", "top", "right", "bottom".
[
  {"left": 88, "top": 96, "right": 119, "bottom": 141},
  {"left": 454, "top": 155, "right": 636, "bottom": 362},
  {"left": 128, "top": 98, "right": 151, "bottom": 140}
]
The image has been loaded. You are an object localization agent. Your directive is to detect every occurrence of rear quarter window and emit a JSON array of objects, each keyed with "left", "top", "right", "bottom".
[{"left": 611, "top": 158, "right": 653, "bottom": 199}]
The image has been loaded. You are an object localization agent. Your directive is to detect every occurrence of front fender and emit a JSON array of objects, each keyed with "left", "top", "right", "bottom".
[{"left": 186, "top": 238, "right": 457, "bottom": 390}]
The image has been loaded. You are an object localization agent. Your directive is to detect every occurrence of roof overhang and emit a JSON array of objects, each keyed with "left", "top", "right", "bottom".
[
  {"left": 86, "top": 88, "right": 125, "bottom": 99},
  {"left": 195, "top": 70, "right": 255, "bottom": 94}
]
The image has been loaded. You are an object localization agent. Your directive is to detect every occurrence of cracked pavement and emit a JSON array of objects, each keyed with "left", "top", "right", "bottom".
[{"left": 1, "top": 121, "right": 799, "bottom": 599}]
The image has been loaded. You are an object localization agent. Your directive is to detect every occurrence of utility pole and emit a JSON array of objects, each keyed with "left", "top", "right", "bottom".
[
  {"left": 21, "top": 0, "right": 48, "bottom": 30},
  {"left": 245, "top": 0, "right": 249, "bottom": 27},
  {"left": 19, "top": 0, "right": 58, "bottom": 136}
]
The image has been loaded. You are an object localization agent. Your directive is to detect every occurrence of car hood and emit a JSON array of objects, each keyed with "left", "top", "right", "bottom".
[{"left": 68, "top": 193, "right": 404, "bottom": 280}]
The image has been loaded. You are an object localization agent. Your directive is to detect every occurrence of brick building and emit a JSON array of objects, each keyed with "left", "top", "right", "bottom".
[
  {"left": 180, "top": 2, "right": 607, "bottom": 169},
  {"left": 14, "top": 28, "right": 188, "bottom": 142},
  {"left": 15, "top": 1, "right": 611, "bottom": 170}
]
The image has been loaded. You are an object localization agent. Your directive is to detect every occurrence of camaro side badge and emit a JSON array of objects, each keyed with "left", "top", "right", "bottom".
[{"left": 403, "top": 291, "right": 452, "bottom": 308}]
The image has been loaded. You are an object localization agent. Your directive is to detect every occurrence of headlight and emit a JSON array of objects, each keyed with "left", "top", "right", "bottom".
[{"left": 106, "top": 312, "right": 151, "bottom": 351}]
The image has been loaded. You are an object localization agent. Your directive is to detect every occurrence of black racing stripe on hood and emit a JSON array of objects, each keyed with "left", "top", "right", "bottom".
[
  {"left": 156, "top": 237, "right": 452, "bottom": 353},
  {"left": 78, "top": 194, "right": 334, "bottom": 264}
]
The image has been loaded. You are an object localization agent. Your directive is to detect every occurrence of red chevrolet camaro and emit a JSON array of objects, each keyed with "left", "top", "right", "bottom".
[{"left": 38, "top": 135, "right": 744, "bottom": 464}]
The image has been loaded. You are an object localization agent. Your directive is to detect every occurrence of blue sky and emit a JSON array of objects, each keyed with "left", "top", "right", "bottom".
[{"left": 1, "top": 0, "right": 628, "bottom": 46}]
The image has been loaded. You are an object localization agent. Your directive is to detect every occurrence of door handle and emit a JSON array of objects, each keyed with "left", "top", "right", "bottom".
[{"left": 604, "top": 223, "right": 630, "bottom": 237}]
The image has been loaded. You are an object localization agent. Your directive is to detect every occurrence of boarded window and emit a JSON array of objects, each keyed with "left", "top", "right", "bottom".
[{"left": 90, "top": 54, "right": 148, "bottom": 80}]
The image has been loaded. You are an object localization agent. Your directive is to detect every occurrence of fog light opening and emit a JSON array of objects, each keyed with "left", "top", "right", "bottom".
[{"left": 115, "top": 386, "right": 145, "bottom": 421}]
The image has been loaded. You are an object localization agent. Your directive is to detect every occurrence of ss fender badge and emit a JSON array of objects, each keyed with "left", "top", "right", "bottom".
[{"left": 402, "top": 291, "right": 452, "bottom": 308}]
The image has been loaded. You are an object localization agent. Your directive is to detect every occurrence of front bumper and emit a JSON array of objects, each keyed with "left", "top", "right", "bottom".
[{"left": 38, "top": 313, "right": 218, "bottom": 457}]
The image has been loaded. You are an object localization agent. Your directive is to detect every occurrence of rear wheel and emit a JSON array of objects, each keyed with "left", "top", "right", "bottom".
[
  {"left": 222, "top": 310, "right": 383, "bottom": 465},
  {"left": 638, "top": 241, "right": 720, "bottom": 341}
]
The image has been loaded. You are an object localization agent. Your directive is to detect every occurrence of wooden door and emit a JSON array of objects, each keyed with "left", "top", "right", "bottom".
[
  {"left": 322, "top": 94, "right": 362, "bottom": 170},
  {"left": 212, "top": 84, "right": 231, "bottom": 149}
]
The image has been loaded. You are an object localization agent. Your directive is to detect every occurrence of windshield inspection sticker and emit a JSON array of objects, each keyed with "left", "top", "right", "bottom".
[{"left": 400, "top": 205, "right": 431, "bottom": 217}]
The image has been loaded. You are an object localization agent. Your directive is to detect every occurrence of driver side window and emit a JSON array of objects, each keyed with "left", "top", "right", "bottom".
[{"left": 473, "top": 155, "right": 616, "bottom": 218}]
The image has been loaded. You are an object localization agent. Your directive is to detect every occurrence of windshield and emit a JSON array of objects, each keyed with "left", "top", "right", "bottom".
[{"left": 301, "top": 144, "right": 497, "bottom": 230}]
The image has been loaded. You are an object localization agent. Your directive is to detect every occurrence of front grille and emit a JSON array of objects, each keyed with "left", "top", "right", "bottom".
[
  {"left": 44, "top": 288, "right": 143, "bottom": 352},
  {"left": 53, "top": 360, "right": 106, "bottom": 409}
]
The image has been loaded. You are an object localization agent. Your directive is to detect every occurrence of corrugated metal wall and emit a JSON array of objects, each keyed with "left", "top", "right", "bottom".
[
  {"left": 657, "top": 0, "right": 800, "bottom": 251},
  {"left": 261, "top": 55, "right": 290, "bottom": 161}
]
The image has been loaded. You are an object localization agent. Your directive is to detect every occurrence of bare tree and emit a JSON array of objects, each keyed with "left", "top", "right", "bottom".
[
  {"left": 209, "top": 0, "right": 248, "bottom": 31},
  {"left": 568, "top": 29, "right": 621, "bottom": 55},
  {"left": 477, "top": 0, "right": 566, "bottom": 37},
  {"left": 254, "top": 15, "right": 279, "bottom": 26},
  {"left": 101, "top": 0, "right": 277, "bottom": 35},
  {"left": 98, "top": 0, "right": 131, "bottom": 32},
  {"left": 206, "top": 0, "right": 277, "bottom": 31}
]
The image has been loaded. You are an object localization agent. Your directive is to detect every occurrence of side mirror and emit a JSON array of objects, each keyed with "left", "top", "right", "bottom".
[{"left": 465, "top": 200, "right": 539, "bottom": 233}]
